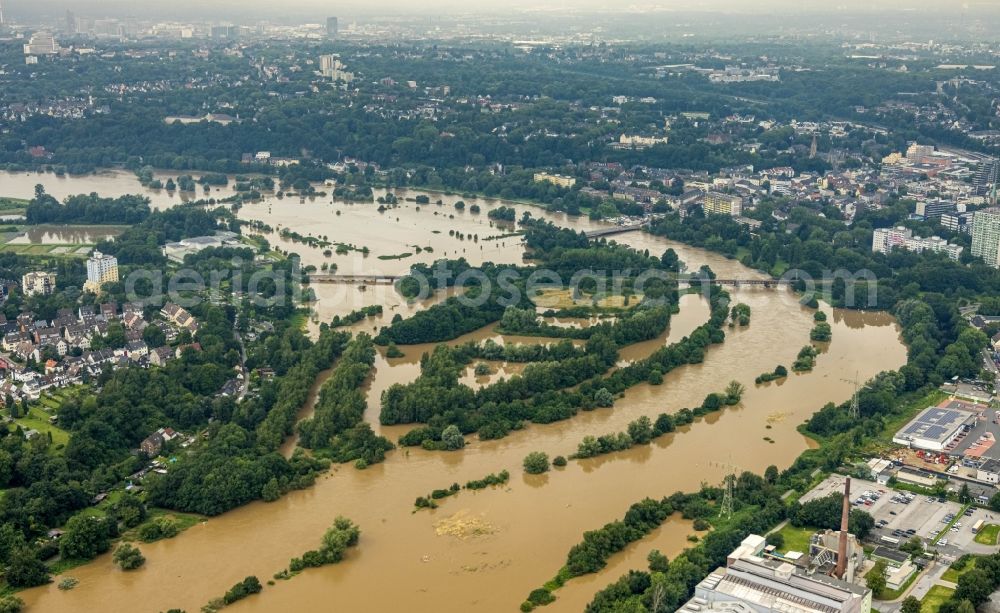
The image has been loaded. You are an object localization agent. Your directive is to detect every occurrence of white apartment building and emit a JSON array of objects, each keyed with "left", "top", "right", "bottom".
[
  {"left": 872, "top": 226, "right": 962, "bottom": 260},
  {"left": 972, "top": 208, "right": 1000, "bottom": 268},
  {"left": 84, "top": 251, "right": 119, "bottom": 292},
  {"left": 21, "top": 272, "right": 56, "bottom": 297}
]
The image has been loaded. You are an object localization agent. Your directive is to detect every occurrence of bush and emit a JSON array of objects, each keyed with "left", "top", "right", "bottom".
[
  {"left": 465, "top": 470, "right": 510, "bottom": 489},
  {"left": 594, "top": 388, "right": 614, "bottom": 407},
  {"left": 138, "top": 517, "right": 180, "bottom": 542},
  {"left": 553, "top": 455, "right": 567, "bottom": 467},
  {"left": 0, "top": 595, "right": 24, "bottom": 613},
  {"left": 692, "top": 518, "right": 711, "bottom": 531},
  {"left": 441, "top": 425, "right": 466, "bottom": 450},
  {"left": 766, "top": 532, "right": 785, "bottom": 549},
  {"left": 528, "top": 588, "right": 555, "bottom": 606},
  {"left": 523, "top": 452, "right": 550, "bottom": 474},
  {"left": 113, "top": 544, "right": 146, "bottom": 570},
  {"left": 223, "top": 576, "right": 262, "bottom": 605}
]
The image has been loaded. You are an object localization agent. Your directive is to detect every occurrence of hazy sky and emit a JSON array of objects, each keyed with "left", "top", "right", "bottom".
[
  {"left": 5, "top": 0, "right": 991, "bottom": 13},
  {"left": 4, "top": 0, "right": 995, "bottom": 22}
]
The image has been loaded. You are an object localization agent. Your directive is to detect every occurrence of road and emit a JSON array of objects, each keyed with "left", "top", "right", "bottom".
[{"left": 233, "top": 326, "right": 248, "bottom": 402}]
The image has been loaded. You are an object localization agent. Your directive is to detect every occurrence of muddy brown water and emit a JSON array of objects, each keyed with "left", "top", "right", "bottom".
[
  {"left": 14, "top": 172, "right": 908, "bottom": 613},
  {"left": 7, "top": 225, "right": 126, "bottom": 245}
]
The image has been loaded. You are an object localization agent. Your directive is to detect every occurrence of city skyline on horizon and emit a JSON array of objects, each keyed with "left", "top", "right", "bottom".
[{"left": 2, "top": 0, "right": 998, "bottom": 23}]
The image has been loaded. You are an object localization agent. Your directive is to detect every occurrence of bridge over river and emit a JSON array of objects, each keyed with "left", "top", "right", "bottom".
[{"left": 307, "top": 273, "right": 794, "bottom": 288}]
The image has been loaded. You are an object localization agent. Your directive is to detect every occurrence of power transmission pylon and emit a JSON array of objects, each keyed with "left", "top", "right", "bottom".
[
  {"left": 720, "top": 471, "right": 735, "bottom": 520},
  {"left": 711, "top": 459, "right": 739, "bottom": 520},
  {"left": 841, "top": 371, "right": 867, "bottom": 420}
]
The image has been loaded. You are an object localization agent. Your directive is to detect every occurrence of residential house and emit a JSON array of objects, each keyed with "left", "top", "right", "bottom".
[
  {"left": 125, "top": 340, "right": 149, "bottom": 360},
  {"left": 149, "top": 346, "right": 173, "bottom": 367}
]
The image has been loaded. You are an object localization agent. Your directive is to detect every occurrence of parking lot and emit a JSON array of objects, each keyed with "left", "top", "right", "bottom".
[{"left": 801, "top": 475, "right": 997, "bottom": 554}]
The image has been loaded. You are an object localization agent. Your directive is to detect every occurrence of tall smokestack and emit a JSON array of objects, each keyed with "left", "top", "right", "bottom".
[{"left": 835, "top": 477, "right": 851, "bottom": 580}]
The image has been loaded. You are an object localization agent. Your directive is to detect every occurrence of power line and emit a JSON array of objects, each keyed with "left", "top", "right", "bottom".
[
  {"left": 841, "top": 371, "right": 870, "bottom": 420},
  {"left": 712, "top": 459, "right": 740, "bottom": 520}
]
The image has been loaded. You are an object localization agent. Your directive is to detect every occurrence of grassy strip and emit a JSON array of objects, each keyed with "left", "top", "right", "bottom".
[{"left": 932, "top": 503, "right": 971, "bottom": 545}]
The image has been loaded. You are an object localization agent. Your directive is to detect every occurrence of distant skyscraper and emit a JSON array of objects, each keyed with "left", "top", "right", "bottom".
[
  {"left": 0, "top": 0, "right": 6, "bottom": 27},
  {"left": 66, "top": 10, "right": 76, "bottom": 34},
  {"left": 326, "top": 16, "right": 338, "bottom": 39},
  {"left": 23, "top": 32, "right": 58, "bottom": 56}
]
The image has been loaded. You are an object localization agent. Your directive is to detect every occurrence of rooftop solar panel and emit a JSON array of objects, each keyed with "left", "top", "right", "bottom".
[{"left": 895, "top": 406, "right": 975, "bottom": 444}]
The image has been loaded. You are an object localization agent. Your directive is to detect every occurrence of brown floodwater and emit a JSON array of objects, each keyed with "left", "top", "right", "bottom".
[
  {"left": 7, "top": 224, "right": 126, "bottom": 245},
  {"left": 17, "top": 177, "right": 908, "bottom": 613},
  {"left": 0, "top": 169, "right": 218, "bottom": 210}
]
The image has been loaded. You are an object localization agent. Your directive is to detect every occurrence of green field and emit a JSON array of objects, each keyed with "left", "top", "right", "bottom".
[
  {"left": 771, "top": 524, "right": 813, "bottom": 554},
  {"left": 941, "top": 556, "right": 976, "bottom": 583},
  {"left": 0, "top": 243, "right": 93, "bottom": 258},
  {"left": 0, "top": 196, "right": 29, "bottom": 215},
  {"left": 975, "top": 524, "right": 1000, "bottom": 546},
  {"left": 12, "top": 406, "right": 70, "bottom": 448},
  {"left": 921, "top": 585, "right": 955, "bottom": 613}
]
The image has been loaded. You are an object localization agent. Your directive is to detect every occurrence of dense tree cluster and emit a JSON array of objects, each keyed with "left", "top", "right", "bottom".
[
  {"left": 932, "top": 553, "right": 1000, "bottom": 612},
  {"left": 296, "top": 335, "right": 394, "bottom": 466},
  {"left": 287, "top": 516, "right": 361, "bottom": 573},
  {"left": 26, "top": 187, "right": 151, "bottom": 225},
  {"left": 144, "top": 329, "right": 347, "bottom": 515},
  {"left": 788, "top": 493, "right": 875, "bottom": 538}
]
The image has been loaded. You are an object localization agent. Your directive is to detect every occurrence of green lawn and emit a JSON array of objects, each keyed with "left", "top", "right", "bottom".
[
  {"left": 0, "top": 244, "right": 93, "bottom": 258},
  {"left": 288, "top": 311, "right": 309, "bottom": 331},
  {"left": 941, "top": 555, "right": 977, "bottom": 583},
  {"left": 975, "top": 524, "right": 1000, "bottom": 546},
  {"left": 0, "top": 196, "right": 28, "bottom": 213},
  {"left": 772, "top": 524, "right": 814, "bottom": 554},
  {"left": 921, "top": 585, "right": 955, "bottom": 613},
  {"left": 13, "top": 406, "right": 70, "bottom": 448},
  {"left": 120, "top": 508, "right": 204, "bottom": 543}
]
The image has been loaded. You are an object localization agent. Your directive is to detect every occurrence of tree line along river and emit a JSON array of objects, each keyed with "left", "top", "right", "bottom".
[{"left": 3, "top": 170, "right": 907, "bottom": 613}]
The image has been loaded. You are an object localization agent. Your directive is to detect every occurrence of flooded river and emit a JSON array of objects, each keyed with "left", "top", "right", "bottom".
[{"left": 14, "top": 170, "right": 908, "bottom": 613}]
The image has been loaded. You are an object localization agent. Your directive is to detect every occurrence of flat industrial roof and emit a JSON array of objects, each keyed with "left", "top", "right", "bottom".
[
  {"left": 895, "top": 407, "right": 975, "bottom": 444},
  {"left": 938, "top": 398, "right": 988, "bottom": 413},
  {"left": 872, "top": 546, "right": 909, "bottom": 564}
]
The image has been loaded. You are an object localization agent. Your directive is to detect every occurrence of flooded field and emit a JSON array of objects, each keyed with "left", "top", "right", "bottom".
[
  {"left": 14, "top": 172, "right": 909, "bottom": 613},
  {"left": 0, "top": 169, "right": 211, "bottom": 210},
  {"left": 7, "top": 224, "right": 126, "bottom": 245}
]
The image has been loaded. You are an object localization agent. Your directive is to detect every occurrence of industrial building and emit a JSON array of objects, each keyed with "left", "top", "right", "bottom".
[
  {"left": 892, "top": 405, "right": 977, "bottom": 452},
  {"left": 161, "top": 231, "right": 241, "bottom": 262},
  {"left": 680, "top": 479, "right": 871, "bottom": 613},
  {"left": 679, "top": 535, "right": 872, "bottom": 613}
]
